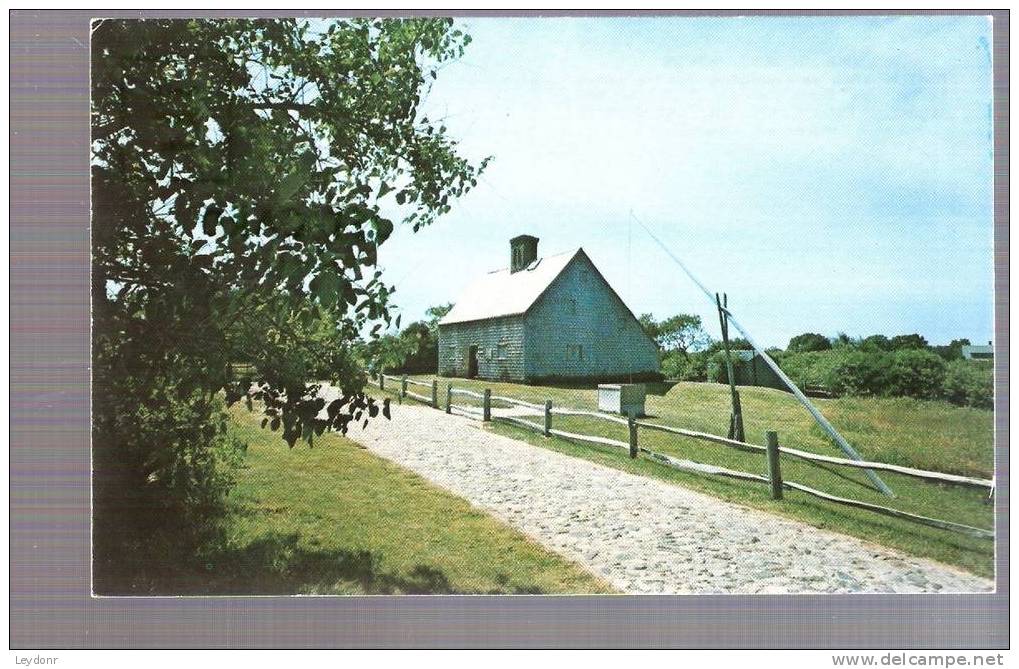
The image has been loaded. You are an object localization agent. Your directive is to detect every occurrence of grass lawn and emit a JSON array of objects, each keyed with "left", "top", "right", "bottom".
[
  {"left": 395, "top": 376, "right": 995, "bottom": 578},
  {"left": 166, "top": 405, "right": 612, "bottom": 595}
]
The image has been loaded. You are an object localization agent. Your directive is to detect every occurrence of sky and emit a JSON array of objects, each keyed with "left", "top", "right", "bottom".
[{"left": 376, "top": 15, "right": 995, "bottom": 349}]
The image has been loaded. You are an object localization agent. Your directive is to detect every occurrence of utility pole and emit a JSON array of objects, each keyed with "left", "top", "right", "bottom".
[
  {"left": 716, "top": 293, "right": 745, "bottom": 442},
  {"left": 632, "top": 212, "right": 894, "bottom": 497}
]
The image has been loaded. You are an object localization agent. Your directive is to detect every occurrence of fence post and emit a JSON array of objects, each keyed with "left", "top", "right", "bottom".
[
  {"left": 379, "top": 374, "right": 385, "bottom": 391},
  {"left": 628, "top": 415, "right": 638, "bottom": 459},
  {"left": 431, "top": 380, "right": 439, "bottom": 408},
  {"left": 446, "top": 384, "right": 453, "bottom": 414},
  {"left": 401, "top": 376, "right": 408, "bottom": 399},
  {"left": 544, "top": 400, "right": 552, "bottom": 437},
  {"left": 766, "top": 430, "right": 783, "bottom": 500},
  {"left": 483, "top": 389, "right": 492, "bottom": 422}
]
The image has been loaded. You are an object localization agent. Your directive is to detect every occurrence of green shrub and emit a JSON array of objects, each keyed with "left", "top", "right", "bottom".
[
  {"left": 778, "top": 350, "right": 845, "bottom": 390},
  {"left": 787, "top": 332, "right": 832, "bottom": 353},
  {"left": 92, "top": 389, "right": 244, "bottom": 593},
  {"left": 706, "top": 350, "right": 754, "bottom": 384},
  {"left": 828, "top": 350, "right": 892, "bottom": 397},
  {"left": 943, "top": 360, "right": 994, "bottom": 409},
  {"left": 662, "top": 351, "right": 710, "bottom": 381},
  {"left": 779, "top": 348, "right": 989, "bottom": 408},
  {"left": 884, "top": 349, "right": 947, "bottom": 400}
]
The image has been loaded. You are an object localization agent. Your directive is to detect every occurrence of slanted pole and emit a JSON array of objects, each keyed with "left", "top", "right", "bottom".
[
  {"left": 719, "top": 301, "right": 894, "bottom": 497},
  {"left": 631, "top": 211, "right": 893, "bottom": 497},
  {"left": 766, "top": 431, "right": 783, "bottom": 500}
]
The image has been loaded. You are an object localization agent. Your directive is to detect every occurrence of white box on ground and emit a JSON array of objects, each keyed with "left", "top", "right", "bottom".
[{"left": 597, "top": 384, "right": 647, "bottom": 417}]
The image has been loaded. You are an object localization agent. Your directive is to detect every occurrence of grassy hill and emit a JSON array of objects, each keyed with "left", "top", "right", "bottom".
[{"left": 400, "top": 376, "right": 995, "bottom": 577}]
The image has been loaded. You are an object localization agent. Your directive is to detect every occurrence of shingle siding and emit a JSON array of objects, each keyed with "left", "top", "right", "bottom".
[
  {"left": 523, "top": 253, "right": 660, "bottom": 380},
  {"left": 438, "top": 316, "right": 526, "bottom": 381},
  {"left": 438, "top": 250, "right": 660, "bottom": 383}
]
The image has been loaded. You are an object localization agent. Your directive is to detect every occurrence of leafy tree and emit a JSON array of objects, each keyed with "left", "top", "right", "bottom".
[
  {"left": 91, "top": 18, "right": 485, "bottom": 587},
  {"left": 656, "top": 314, "right": 711, "bottom": 356},
  {"left": 885, "top": 349, "right": 946, "bottom": 399},
  {"left": 361, "top": 303, "right": 454, "bottom": 374},
  {"left": 426, "top": 302, "right": 454, "bottom": 330},
  {"left": 933, "top": 338, "right": 971, "bottom": 361},
  {"left": 662, "top": 350, "right": 710, "bottom": 381},
  {"left": 639, "top": 313, "right": 711, "bottom": 356},
  {"left": 860, "top": 334, "right": 893, "bottom": 352},
  {"left": 943, "top": 359, "right": 993, "bottom": 409},
  {"left": 396, "top": 320, "right": 437, "bottom": 373},
  {"left": 787, "top": 332, "right": 832, "bottom": 353},
  {"left": 638, "top": 313, "right": 660, "bottom": 344},
  {"left": 703, "top": 337, "right": 753, "bottom": 355},
  {"left": 831, "top": 332, "right": 860, "bottom": 349},
  {"left": 888, "top": 333, "right": 929, "bottom": 350}
]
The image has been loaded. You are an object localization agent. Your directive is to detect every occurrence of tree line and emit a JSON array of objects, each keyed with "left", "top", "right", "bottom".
[
  {"left": 375, "top": 309, "right": 990, "bottom": 410},
  {"left": 634, "top": 316, "right": 992, "bottom": 410}
]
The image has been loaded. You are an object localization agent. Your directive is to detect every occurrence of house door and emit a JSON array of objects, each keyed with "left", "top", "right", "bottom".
[{"left": 467, "top": 345, "right": 479, "bottom": 379}]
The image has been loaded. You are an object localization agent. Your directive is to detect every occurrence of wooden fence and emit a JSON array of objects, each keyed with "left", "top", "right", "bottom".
[{"left": 375, "top": 374, "right": 994, "bottom": 540}]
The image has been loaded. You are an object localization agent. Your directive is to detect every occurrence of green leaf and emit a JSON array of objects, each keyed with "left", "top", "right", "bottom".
[
  {"left": 201, "top": 205, "right": 222, "bottom": 237},
  {"left": 275, "top": 152, "right": 317, "bottom": 204},
  {"left": 373, "top": 217, "right": 394, "bottom": 244},
  {"left": 310, "top": 271, "right": 340, "bottom": 306}
]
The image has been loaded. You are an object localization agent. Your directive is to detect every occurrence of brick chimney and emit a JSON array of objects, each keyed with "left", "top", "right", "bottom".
[{"left": 510, "top": 235, "right": 539, "bottom": 273}]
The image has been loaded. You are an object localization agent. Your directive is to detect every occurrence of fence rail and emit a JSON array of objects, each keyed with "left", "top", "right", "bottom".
[
  {"left": 449, "top": 387, "right": 486, "bottom": 400},
  {"left": 373, "top": 373, "right": 994, "bottom": 539},
  {"left": 635, "top": 420, "right": 994, "bottom": 490},
  {"left": 491, "top": 394, "right": 545, "bottom": 411}
]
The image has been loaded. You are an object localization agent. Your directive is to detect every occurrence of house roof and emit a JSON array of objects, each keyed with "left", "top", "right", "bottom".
[{"left": 439, "top": 248, "right": 582, "bottom": 325}]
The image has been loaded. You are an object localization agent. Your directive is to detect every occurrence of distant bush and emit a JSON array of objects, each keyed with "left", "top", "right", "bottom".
[
  {"left": 883, "top": 349, "right": 947, "bottom": 400},
  {"left": 943, "top": 359, "right": 994, "bottom": 409},
  {"left": 706, "top": 349, "right": 755, "bottom": 384},
  {"left": 778, "top": 350, "right": 846, "bottom": 389},
  {"left": 804, "top": 349, "right": 945, "bottom": 399},
  {"left": 787, "top": 332, "right": 832, "bottom": 353},
  {"left": 690, "top": 340, "right": 991, "bottom": 410},
  {"left": 662, "top": 350, "right": 709, "bottom": 381},
  {"left": 888, "top": 333, "right": 930, "bottom": 350},
  {"left": 827, "top": 351, "right": 891, "bottom": 397}
]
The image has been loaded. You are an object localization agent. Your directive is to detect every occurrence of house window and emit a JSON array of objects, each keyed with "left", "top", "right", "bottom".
[
  {"left": 497, "top": 342, "right": 508, "bottom": 360},
  {"left": 566, "top": 297, "right": 577, "bottom": 316},
  {"left": 567, "top": 344, "right": 583, "bottom": 361}
]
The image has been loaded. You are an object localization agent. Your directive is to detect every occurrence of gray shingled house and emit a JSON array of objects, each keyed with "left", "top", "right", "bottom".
[{"left": 438, "top": 235, "right": 661, "bottom": 383}]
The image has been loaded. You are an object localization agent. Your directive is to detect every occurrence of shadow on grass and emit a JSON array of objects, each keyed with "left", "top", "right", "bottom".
[{"left": 96, "top": 531, "right": 458, "bottom": 596}]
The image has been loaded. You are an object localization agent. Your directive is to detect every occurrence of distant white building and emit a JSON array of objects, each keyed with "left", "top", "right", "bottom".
[
  {"left": 438, "top": 235, "right": 660, "bottom": 383},
  {"left": 961, "top": 342, "right": 993, "bottom": 360}
]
